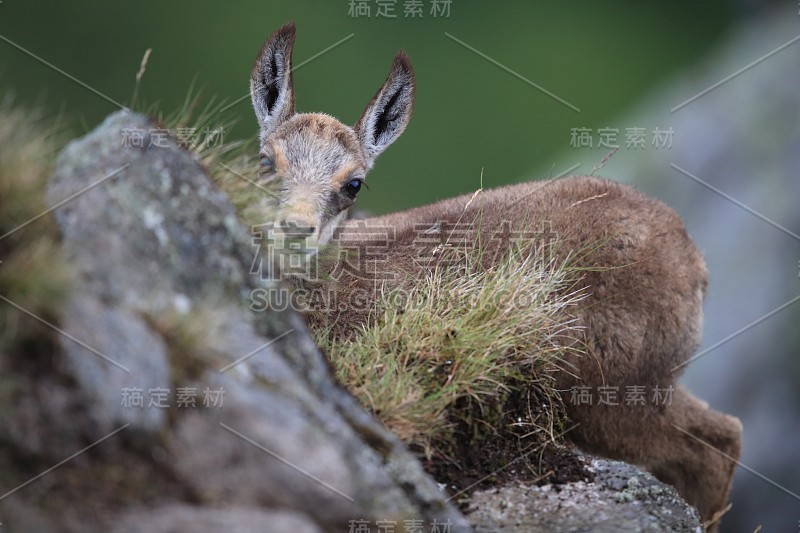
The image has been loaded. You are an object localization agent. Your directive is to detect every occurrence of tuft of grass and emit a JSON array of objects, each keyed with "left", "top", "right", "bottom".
[
  {"left": 127, "top": 50, "right": 249, "bottom": 178},
  {"left": 320, "top": 241, "right": 587, "bottom": 457},
  {"left": 150, "top": 90, "right": 249, "bottom": 171},
  {"left": 0, "top": 94, "right": 71, "bottom": 351}
]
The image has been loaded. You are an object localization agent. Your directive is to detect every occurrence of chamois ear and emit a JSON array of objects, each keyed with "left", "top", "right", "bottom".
[
  {"left": 251, "top": 22, "right": 296, "bottom": 141},
  {"left": 354, "top": 50, "right": 415, "bottom": 168}
]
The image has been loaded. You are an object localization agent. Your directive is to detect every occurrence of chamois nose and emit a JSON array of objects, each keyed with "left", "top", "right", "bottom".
[{"left": 278, "top": 219, "right": 316, "bottom": 237}]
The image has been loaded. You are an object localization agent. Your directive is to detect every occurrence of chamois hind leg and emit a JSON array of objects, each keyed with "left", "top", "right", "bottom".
[
  {"left": 646, "top": 387, "right": 742, "bottom": 530},
  {"left": 566, "top": 386, "right": 741, "bottom": 529}
]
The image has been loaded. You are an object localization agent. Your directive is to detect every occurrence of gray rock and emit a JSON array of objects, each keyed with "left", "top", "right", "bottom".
[
  {"left": 467, "top": 454, "right": 703, "bottom": 532},
  {"left": 0, "top": 110, "right": 468, "bottom": 532}
]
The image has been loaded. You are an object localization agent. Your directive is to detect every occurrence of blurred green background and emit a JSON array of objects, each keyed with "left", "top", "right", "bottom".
[{"left": 0, "top": 0, "right": 734, "bottom": 214}]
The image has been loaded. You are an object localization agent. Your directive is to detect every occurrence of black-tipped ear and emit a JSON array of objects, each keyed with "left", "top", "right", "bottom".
[
  {"left": 355, "top": 50, "right": 415, "bottom": 168},
  {"left": 251, "top": 22, "right": 296, "bottom": 140}
]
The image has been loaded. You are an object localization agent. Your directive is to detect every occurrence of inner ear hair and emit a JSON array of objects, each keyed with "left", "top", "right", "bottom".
[
  {"left": 356, "top": 50, "right": 415, "bottom": 166},
  {"left": 250, "top": 22, "right": 297, "bottom": 137}
]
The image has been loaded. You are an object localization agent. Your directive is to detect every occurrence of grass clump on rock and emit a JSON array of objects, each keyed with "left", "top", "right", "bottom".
[{"left": 321, "top": 242, "right": 587, "bottom": 460}]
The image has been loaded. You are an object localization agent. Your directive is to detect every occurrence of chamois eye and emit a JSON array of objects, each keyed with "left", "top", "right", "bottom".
[
  {"left": 260, "top": 155, "right": 275, "bottom": 173},
  {"left": 343, "top": 178, "right": 363, "bottom": 198}
]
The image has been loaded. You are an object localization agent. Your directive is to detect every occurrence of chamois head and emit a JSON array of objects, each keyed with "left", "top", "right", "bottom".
[{"left": 250, "top": 22, "right": 415, "bottom": 249}]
